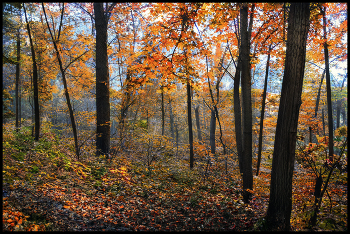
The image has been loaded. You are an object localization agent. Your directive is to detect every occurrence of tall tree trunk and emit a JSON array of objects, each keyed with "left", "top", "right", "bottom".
[
  {"left": 42, "top": 3, "right": 80, "bottom": 159},
  {"left": 336, "top": 100, "right": 341, "bottom": 129},
  {"left": 169, "top": 96, "right": 175, "bottom": 140},
  {"left": 321, "top": 6, "right": 334, "bottom": 162},
  {"left": 265, "top": 2, "right": 310, "bottom": 231},
  {"left": 161, "top": 86, "right": 165, "bottom": 136},
  {"left": 187, "top": 78, "right": 194, "bottom": 168},
  {"left": 314, "top": 70, "right": 325, "bottom": 117},
  {"left": 195, "top": 105, "right": 202, "bottom": 141},
  {"left": 234, "top": 58, "right": 243, "bottom": 173},
  {"left": 256, "top": 45, "right": 271, "bottom": 176},
  {"left": 240, "top": 3, "right": 253, "bottom": 203},
  {"left": 322, "top": 108, "right": 326, "bottom": 136},
  {"left": 15, "top": 26, "right": 21, "bottom": 132},
  {"left": 95, "top": 2, "right": 111, "bottom": 158},
  {"left": 24, "top": 3, "right": 40, "bottom": 141},
  {"left": 210, "top": 108, "right": 216, "bottom": 154}
]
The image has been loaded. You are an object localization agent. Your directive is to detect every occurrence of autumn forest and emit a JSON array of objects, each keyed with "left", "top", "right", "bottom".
[{"left": 2, "top": 2, "right": 347, "bottom": 231}]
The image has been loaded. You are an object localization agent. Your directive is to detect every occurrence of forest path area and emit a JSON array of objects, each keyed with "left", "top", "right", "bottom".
[
  {"left": 3, "top": 150, "right": 347, "bottom": 232},
  {"left": 3, "top": 122, "right": 346, "bottom": 232},
  {"left": 3, "top": 172, "right": 257, "bottom": 232}
]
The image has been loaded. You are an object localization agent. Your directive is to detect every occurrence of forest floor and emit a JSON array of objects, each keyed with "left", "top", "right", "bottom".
[{"left": 2, "top": 122, "right": 347, "bottom": 231}]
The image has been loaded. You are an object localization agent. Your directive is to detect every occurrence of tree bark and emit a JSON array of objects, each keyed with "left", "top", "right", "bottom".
[
  {"left": 169, "top": 96, "right": 175, "bottom": 140},
  {"left": 161, "top": 86, "right": 165, "bottom": 136},
  {"left": 24, "top": 3, "right": 40, "bottom": 141},
  {"left": 240, "top": 3, "right": 253, "bottom": 203},
  {"left": 265, "top": 2, "right": 310, "bottom": 231},
  {"left": 187, "top": 78, "right": 194, "bottom": 168},
  {"left": 195, "top": 105, "right": 202, "bottom": 141},
  {"left": 314, "top": 70, "right": 325, "bottom": 117},
  {"left": 95, "top": 2, "right": 111, "bottom": 157},
  {"left": 234, "top": 57, "right": 243, "bottom": 173},
  {"left": 15, "top": 26, "right": 21, "bottom": 132},
  {"left": 321, "top": 6, "right": 334, "bottom": 162},
  {"left": 210, "top": 108, "right": 216, "bottom": 154},
  {"left": 256, "top": 45, "right": 271, "bottom": 176}
]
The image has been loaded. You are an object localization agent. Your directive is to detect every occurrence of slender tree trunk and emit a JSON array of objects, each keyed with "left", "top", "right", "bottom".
[
  {"left": 195, "top": 105, "right": 202, "bottom": 141},
  {"left": 315, "top": 70, "right": 325, "bottom": 117},
  {"left": 321, "top": 6, "right": 334, "bottom": 162},
  {"left": 161, "top": 86, "right": 165, "bottom": 136},
  {"left": 95, "top": 2, "right": 111, "bottom": 157},
  {"left": 240, "top": 3, "right": 253, "bottom": 203},
  {"left": 15, "top": 26, "right": 21, "bottom": 132},
  {"left": 234, "top": 58, "right": 243, "bottom": 173},
  {"left": 322, "top": 108, "right": 326, "bottom": 136},
  {"left": 187, "top": 78, "right": 194, "bottom": 168},
  {"left": 336, "top": 100, "right": 341, "bottom": 129},
  {"left": 256, "top": 45, "right": 271, "bottom": 176},
  {"left": 214, "top": 106, "right": 226, "bottom": 154},
  {"left": 210, "top": 108, "right": 216, "bottom": 154},
  {"left": 169, "top": 97, "right": 175, "bottom": 140},
  {"left": 265, "top": 3, "right": 310, "bottom": 231},
  {"left": 42, "top": 3, "right": 80, "bottom": 159},
  {"left": 24, "top": 3, "right": 40, "bottom": 141}
]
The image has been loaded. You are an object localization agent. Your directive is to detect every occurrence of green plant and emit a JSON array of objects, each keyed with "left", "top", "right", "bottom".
[
  {"left": 31, "top": 166, "right": 39, "bottom": 174},
  {"left": 189, "top": 192, "right": 202, "bottom": 207},
  {"left": 11, "top": 152, "right": 25, "bottom": 162},
  {"left": 91, "top": 166, "right": 107, "bottom": 180}
]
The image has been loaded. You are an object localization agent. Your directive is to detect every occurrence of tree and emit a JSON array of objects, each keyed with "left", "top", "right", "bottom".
[
  {"left": 95, "top": 3, "right": 115, "bottom": 158},
  {"left": 265, "top": 2, "right": 310, "bottom": 231},
  {"left": 194, "top": 104, "right": 202, "bottom": 141},
  {"left": 42, "top": 3, "right": 81, "bottom": 159},
  {"left": 23, "top": 3, "right": 40, "bottom": 141},
  {"left": 240, "top": 3, "right": 254, "bottom": 203},
  {"left": 15, "top": 10, "right": 21, "bottom": 132},
  {"left": 320, "top": 5, "right": 334, "bottom": 162},
  {"left": 233, "top": 56, "right": 243, "bottom": 173},
  {"left": 256, "top": 44, "right": 272, "bottom": 176}
]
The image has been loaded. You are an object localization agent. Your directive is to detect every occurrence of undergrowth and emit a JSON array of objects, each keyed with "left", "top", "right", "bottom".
[{"left": 2, "top": 121, "right": 347, "bottom": 231}]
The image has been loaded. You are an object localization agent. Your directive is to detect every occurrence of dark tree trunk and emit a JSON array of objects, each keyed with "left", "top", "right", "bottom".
[
  {"left": 336, "top": 100, "right": 341, "bottom": 129},
  {"left": 240, "top": 3, "right": 253, "bottom": 203},
  {"left": 210, "top": 108, "right": 216, "bottom": 154},
  {"left": 265, "top": 2, "right": 310, "bottom": 231},
  {"left": 169, "top": 97, "right": 175, "bottom": 140},
  {"left": 186, "top": 78, "right": 194, "bottom": 168},
  {"left": 95, "top": 2, "right": 111, "bottom": 157},
  {"left": 24, "top": 3, "right": 40, "bottom": 141},
  {"left": 256, "top": 45, "right": 271, "bottom": 176},
  {"left": 315, "top": 70, "right": 325, "bottom": 117},
  {"left": 195, "top": 105, "right": 202, "bottom": 141},
  {"left": 161, "top": 86, "right": 165, "bottom": 136},
  {"left": 322, "top": 108, "right": 326, "bottom": 136},
  {"left": 234, "top": 58, "right": 243, "bottom": 173},
  {"left": 321, "top": 6, "right": 334, "bottom": 162},
  {"left": 15, "top": 26, "right": 21, "bottom": 132}
]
